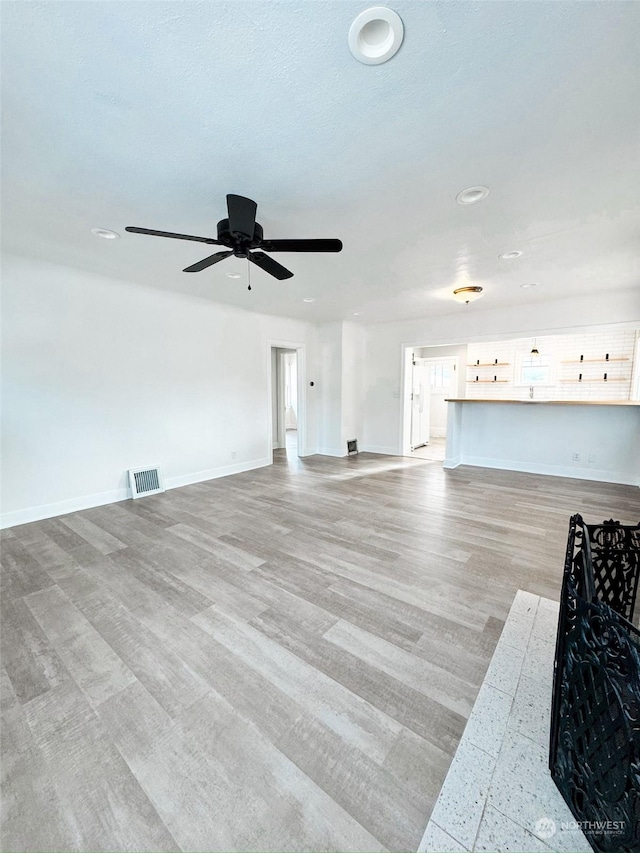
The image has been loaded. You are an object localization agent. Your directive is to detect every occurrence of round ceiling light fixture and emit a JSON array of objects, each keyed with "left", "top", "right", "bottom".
[
  {"left": 456, "top": 186, "right": 490, "bottom": 205},
  {"left": 453, "top": 286, "right": 484, "bottom": 304},
  {"left": 520, "top": 282, "right": 538, "bottom": 289},
  {"left": 499, "top": 250, "right": 522, "bottom": 260},
  {"left": 91, "top": 228, "right": 120, "bottom": 239},
  {"left": 303, "top": 297, "right": 317, "bottom": 303},
  {"left": 226, "top": 272, "right": 241, "bottom": 279},
  {"left": 348, "top": 7, "right": 404, "bottom": 65}
]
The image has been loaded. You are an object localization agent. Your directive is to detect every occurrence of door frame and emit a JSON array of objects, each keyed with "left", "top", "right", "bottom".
[
  {"left": 401, "top": 345, "right": 458, "bottom": 455},
  {"left": 267, "top": 340, "right": 307, "bottom": 459}
]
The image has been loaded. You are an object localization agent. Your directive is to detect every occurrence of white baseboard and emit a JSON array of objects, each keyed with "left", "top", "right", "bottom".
[
  {"left": 443, "top": 456, "right": 462, "bottom": 470},
  {"left": 0, "top": 456, "right": 273, "bottom": 529},
  {"left": 165, "top": 457, "right": 271, "bottom": 490},
  {"left": 316, "top": 447, "right": 347, "bottom": 457},
  {"left": 455, "top": 455, "right": 638, "bottom": 486},
  {"left": 0, "top": 487, "right": 130, "bottom": 529},
  {"left": 359, "top": 445, "right": 400, "bottom": 456}
]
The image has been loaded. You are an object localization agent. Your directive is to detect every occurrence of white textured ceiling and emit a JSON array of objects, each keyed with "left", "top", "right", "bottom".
[{"left": 2, "top": 1, "right": 639, "bottom": 323}]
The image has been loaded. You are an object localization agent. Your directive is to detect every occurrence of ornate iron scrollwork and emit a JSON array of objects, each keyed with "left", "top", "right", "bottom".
[{"left": 550, "top": 514, "right": 640, "bottom": 852}]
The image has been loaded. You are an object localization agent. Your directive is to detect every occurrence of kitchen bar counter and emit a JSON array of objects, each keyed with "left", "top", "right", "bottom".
[
  {"left": 445, "top": 399, "right": 640, "bottom": 406},
  {"left": 444, "top": 398, "right": 640, "bottom": 485}
]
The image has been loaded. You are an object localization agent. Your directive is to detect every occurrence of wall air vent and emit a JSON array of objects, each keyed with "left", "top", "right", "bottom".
[{"left": 128, "top": 466, "right": 165, "bottom": 499}]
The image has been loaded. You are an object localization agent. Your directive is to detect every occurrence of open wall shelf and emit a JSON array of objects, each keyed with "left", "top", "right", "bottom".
[
  {"left": 560, "top": 378, "right": 629, "bottom": 384},
  {"left": 466, "top": 379, "right": 510, "bottom": 383},
  {"left": 466, "top": 362, "right": 510, "bottom": 367},
  {"left": 561, "top": 357, "right": 629, "bottom": 364}
]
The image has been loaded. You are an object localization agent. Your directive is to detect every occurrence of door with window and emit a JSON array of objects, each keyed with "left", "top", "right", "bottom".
[{"left": 426, "top": 357, "right": 457, "bottom": 438}]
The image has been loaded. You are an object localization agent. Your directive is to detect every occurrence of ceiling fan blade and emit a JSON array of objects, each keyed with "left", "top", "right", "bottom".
[
  {"left": 226, "top": 194, "right": 257, "bottom": 237},
  {"left": 125, "top": 226, "right": 219, "bottom": 245},
  {"left": 260, "top": 239, "right": 343, "bottom": 253},
  {"left": 183, "top": 250, "right": 233, "bottom": 273},
  {"left": 248, "top": 251, "right": 293, "bottom": 280}
]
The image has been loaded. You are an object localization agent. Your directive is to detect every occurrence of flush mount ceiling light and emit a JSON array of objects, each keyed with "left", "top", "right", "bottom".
[
  {"left": 499, "top": 250, "right": 522, "bottom": 260},
  {"left": 226, "top": 272, "right": 241, "bottom": 279},
  {"left": 456, "top": 186, "right": 490, "bottom": 205},
  {"left": 453, "top": 286, "right": 484, "bottom": 304},
  {"left": 303, "top": 297, "right": 317, "bottom": 303},
  {"left": 352, "top": 312, "right": 362, "bottom": 316},
  {"left": 91, "top": 228, "right": 120, "bottom": 239},
  {"left": 348, "top": 7, "right": 404, "bottom": 65},
  {"left": 520, "top": 282, "right": 538, "bottom": 289}
]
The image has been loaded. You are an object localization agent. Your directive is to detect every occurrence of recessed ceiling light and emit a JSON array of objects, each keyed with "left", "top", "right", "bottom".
[
  {"left": 352, "top": 312, "right": 362, "bottom": 316},
  {"left": 456, "top": 186, "right": 490, "bottom": 205},
  {"left": 348, "top": 7, "right": 404, "bottom": 65},
  {"left": 226, "top": 272, "right": 241, "bottom": 279},
  {"left": 91, "top": 228, "right": 120, "bottom": 239},
  {"left": 499, "top": 250, "right": 522, "bottom": 260},
  {"left": 453, "top": 286, "right": 484, "bottom": 304},
  {"left": 303, "top": 297, "right": 316, "bottom": 303},
  {"left": 520, "top": 283, "right": 538, "bottom": 289}
]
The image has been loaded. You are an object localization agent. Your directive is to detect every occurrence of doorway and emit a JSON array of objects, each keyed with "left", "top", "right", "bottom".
[
  {"left": 270, "top": 345, "right": 303, "bottom": 460},
  {"left": 402, "top": 347, "right": 459, "bottom": 461}
]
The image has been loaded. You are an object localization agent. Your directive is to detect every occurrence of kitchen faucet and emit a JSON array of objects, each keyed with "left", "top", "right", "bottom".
[{"left": 529, "top": 385, "right": 534, "bottom": 399}]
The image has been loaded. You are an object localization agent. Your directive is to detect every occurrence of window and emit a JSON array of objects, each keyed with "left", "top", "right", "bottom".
[
  {"left": 517, "top": 354, "right": 552, "bottom": 385},
  {"left": 429, "top": 363, "right": 452, "bottom": 388}
]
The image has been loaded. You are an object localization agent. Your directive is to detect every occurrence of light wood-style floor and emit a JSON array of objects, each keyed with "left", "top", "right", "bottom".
[{"left": 2, "top": 453, "right": 638, "bottom": 852}]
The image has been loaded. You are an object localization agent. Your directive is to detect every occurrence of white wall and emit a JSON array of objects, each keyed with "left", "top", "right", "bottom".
[
  {"left": 317, "top": 322, "right": 343, "bottom": 456},
  {"left": 341, "top": 322, "right": 365, "bottom": 451},
  {"left": 1, "top": 255, "right": 318, "bottom": 527},
  {"left": 316, "top": 321, "right": 365, "bottom": 456},
  {"left": 362, "top": 291, "right": 640, "bottom": 455}
]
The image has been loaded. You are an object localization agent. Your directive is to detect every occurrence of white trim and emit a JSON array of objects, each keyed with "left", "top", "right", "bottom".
[
  {"left": 316, "top": 447, "right": 347, "bottom": 458},
  {"left": 0, "top": 457, "right": 272, "bottom": 529},
  {"left": 360, "top": 444, "right": 400, "bottom": 455},
  {"left": 164, "top": 457, "right": 271, "bottom": 490},
  {"left": 0, "top": 488, "right": 130, "bottom": 529},
  {"left": 447, "top": 457, "right": 638, "bottom": 487},
  {"left": 400, "top": 344, "right": 413, "bottom": 455},
  {"left": 443, "top": 455, "right": 462, "bottom": 470}
]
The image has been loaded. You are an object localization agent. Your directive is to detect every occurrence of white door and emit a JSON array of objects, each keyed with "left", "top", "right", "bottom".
[
  {"left": 410, "top": 359, "right": 430, "bottom": 449},
  {"left": 426, "top": 358, "right": 457, "bottom": 437}
]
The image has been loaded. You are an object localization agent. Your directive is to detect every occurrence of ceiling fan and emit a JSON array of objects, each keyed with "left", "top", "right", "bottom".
[{"left": 126, "top": 194, "right": 343, "bottom": 283}]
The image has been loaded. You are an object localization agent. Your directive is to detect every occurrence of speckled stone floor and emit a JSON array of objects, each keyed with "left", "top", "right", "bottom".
[{"left": 418, "top": 590, "right": 593, "bottom": 853}]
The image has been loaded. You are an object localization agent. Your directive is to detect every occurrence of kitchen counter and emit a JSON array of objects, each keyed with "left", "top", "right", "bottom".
[
  {"left": 445, "top": 399, "right": 640, "bottom": 406},
  {"left": 443, "top": 399, "right": 640, "bottom": 485}
]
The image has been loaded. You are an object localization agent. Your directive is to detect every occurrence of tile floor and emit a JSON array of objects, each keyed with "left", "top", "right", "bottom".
[
  {"left": 418, "top": 590, "right": 593, "bottom": 853},
  {"left": 409, "top": 437, "right": 447, "bottom": 462}
]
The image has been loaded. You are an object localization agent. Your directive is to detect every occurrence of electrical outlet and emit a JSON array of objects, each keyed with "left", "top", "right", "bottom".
[
  {"left": 572, "top": 452, "right": 581, "bottom": 461},
  {"left": 588, "top": 453, "right": 596, "bottom": 463}
]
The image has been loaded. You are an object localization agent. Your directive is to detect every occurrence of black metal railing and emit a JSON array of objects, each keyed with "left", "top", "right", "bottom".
[{"left": 550, "top": 514, "right": 640, "bottom": 852}]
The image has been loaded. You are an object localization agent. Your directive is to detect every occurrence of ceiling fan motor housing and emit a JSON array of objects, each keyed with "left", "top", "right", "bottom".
[{"left": 217, "top": 218, "right": 264, "bottom": 255}]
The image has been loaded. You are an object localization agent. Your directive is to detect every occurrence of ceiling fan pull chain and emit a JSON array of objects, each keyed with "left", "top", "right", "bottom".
[{"left": 247, "top": 256, "right": 251, "bottom": 291}]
